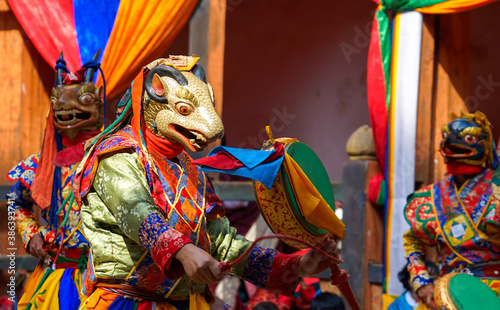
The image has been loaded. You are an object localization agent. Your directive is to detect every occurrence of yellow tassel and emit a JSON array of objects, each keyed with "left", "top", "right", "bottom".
[
  {"left": 265, "top": 125, "right": 274, "bottom": 141},
  {"left": 265, "top": 125, "right": 298, "bottom": 145},
  {"left": 189, "top": 288, "right": 210, "bottom": 310}
]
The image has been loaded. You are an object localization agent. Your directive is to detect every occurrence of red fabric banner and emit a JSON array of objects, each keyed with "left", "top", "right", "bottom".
[
  {"left": 367, "top": 13, "right": 388, "bottom": 175},
  {"left": 7, "top": 0, "right": 81, "bottom": 72}
]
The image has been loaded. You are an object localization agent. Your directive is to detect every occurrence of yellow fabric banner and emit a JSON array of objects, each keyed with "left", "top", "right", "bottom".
[{"left": 417, "top": 0, "right": 499, "bottom": 14}]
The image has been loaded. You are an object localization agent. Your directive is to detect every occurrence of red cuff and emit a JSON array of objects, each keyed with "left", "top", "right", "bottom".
[
  {"left": 266, "top": 253, "right": 302, "bottom": 296},
  {"left": 151, "top": 230, "right": 193, "bottom": 279},
  {"left": 277, "top": 295, "right": 294, "bottom": 309}
]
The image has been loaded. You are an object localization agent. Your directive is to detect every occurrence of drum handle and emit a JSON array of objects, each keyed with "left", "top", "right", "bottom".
[
  {"left": 328, "top": 261, "right": 361, "bottom": 310},
  {"left": 217, "top": 234, "right": 360, "bottom": 310}
]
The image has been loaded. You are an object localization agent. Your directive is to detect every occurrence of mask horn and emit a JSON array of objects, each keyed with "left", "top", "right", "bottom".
[
  {"left": 191, "top": 64, "right": 206, "bottom": 83},
  {"left": 84, "top": 49, "right": 101, "bottom": 82},
  {"left": 55, "top": 51, "right": 65, "bottom": 86}
]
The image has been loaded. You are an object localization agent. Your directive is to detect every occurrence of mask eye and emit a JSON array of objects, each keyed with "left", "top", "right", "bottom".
[
  {"left": 463, "top": 134, "right": 478, "bottom": 145},
  {"left": 80, "top": 94, "right": 93, "bottom": 105},
  {"left": 175, "top": 102, "right": 193, "bottom": 116}
]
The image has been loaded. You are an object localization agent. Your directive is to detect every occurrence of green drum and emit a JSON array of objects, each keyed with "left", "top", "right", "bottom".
[
  {"left": 253, "top": 139, "right": 344, "bottom": 249},
  {"left": 434, "top": 273, "right": 500, "bottom": 309}
]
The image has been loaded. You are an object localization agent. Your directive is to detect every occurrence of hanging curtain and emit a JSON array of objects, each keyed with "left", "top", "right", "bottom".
[
  {"left": 368, "top": 0, "right": 499, "bottom": 208},
  {"left": 7, "top": 0, "right": 82, "bottom": 72},
  {"left": 417, "top": 0, "right": 499, "bottom": 12},
  {"left": 96, "top": 0, "right": 198, "bottom": 98},
  {"left": 6, "top": 0, "right": 198, "bottom": 98}
]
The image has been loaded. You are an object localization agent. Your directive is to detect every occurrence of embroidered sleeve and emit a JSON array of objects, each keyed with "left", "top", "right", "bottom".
[
  {"left": 403, "top": 189, "right": 437, "bottom": 291},
  {"left": 403, "top": 230, "right": 433, "bottom": 291},
  {"left": 93, "top": 152, "right": 192, "bottom": 278},
  {"left": 207, "top": 216, "right": 301, "bottom": 296},
  {"left": 404, "top": 189, "right": 438, "bottom": 247},
  {"left": 7, "top": 181, "right": 39, "bottom": 250},
  {"left": 6, "top": 154, "right": 40, "bottom": 251},
  {"left": 480, "top": 197, "right": 500, "bottom": 247},
  {"left": 38, "top": 227, "right": 56, "bottom": 245}
]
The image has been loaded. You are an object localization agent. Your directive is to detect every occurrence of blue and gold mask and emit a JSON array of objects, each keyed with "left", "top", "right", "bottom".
[{"left": 440, "top": 111, "right": 498, "bottom": 169}]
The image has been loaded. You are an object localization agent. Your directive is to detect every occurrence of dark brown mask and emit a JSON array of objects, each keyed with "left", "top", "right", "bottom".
[{"left": 51, "top": 82, "right": 103, "bottom": 140}]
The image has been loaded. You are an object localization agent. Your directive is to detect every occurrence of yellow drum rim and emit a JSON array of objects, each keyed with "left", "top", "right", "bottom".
[{"left": 254, "top": 170, "right": 325, "bottom": 249}]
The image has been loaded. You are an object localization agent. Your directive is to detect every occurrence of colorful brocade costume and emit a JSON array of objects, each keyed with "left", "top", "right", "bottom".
[
  {"left": 402, "top": 111, "right": 500, "bottom": 309},
  {"left": 76, "top": 126, "right": 302, "bottom": 309},
  {"left": 5, "top": 50, "right": 105, "bottom": 310},
  {"left": 7, "top": 153, "right": 88, "bottom": 310},
  {"left": 403, "top": 168, "right": 500, "bottom": 294}
]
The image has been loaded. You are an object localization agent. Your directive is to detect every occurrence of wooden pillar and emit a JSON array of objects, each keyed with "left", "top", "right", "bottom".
[
  {"left": 415, "top": 12, "right": 470, "bottom": 185},
  {"left": 342, "top": 126, "right": 384, "bottom": 310},
  {"left": 0, "top": 1, "right": 53, "bottom": 187},
  {"left": 415, "top": 14, "right": 436, "bottom": 187},
  {"left": 189, "top": 0, "right": 226, "bottom": 118},
  {"left": 189, "top": 0, "right": 226, "bottom": 159}
]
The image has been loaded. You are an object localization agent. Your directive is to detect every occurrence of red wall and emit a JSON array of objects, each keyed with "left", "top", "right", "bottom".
[
  {"left": 470, "top": 2, "right": 500, "bottom": 142},
  {"left": 222, "top": 1, "right": 376, "bottom": 180}
]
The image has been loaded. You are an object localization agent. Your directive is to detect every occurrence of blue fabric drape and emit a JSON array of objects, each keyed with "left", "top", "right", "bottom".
[{"left": 73, "top": 0, "right": 121, "bottom": 66}]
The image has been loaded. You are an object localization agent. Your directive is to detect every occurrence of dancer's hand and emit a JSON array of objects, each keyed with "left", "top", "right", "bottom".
[
  {"left": 417, "top": 284, "right": 435, "bottom": 308},
  {"left": 175, "top": 243, "right": 223, "bottom": 284},
  {"left": 297, "top": 238, "right": 341, "bottom": 277},
  {"left": 28, "top": 233, "right": 49, "bottom": 260}
]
